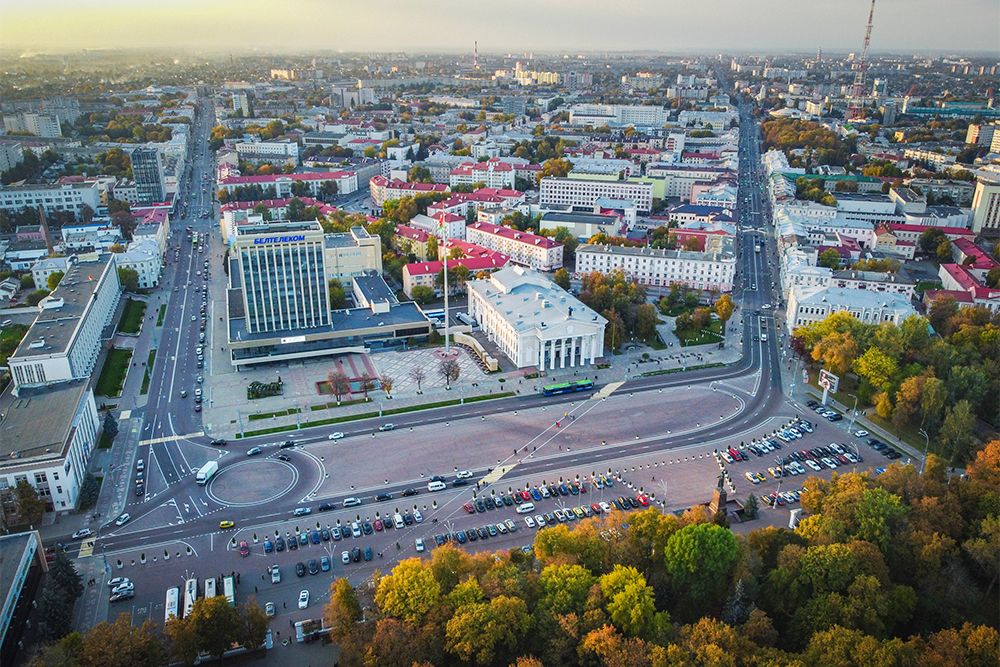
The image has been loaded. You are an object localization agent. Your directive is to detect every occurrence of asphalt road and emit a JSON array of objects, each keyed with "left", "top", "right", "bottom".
[{"left": 75, "top": 100, "right": 831, "bottom": 628}]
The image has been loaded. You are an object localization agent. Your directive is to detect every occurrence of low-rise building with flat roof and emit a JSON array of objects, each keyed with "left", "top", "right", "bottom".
[
  {"left": 576, "top": 244, "right": 736, "bottom": 292},
  {"left": 467, "top": 265, "right": 607, "bottom": 369},
  {"left": 786, "top": 285, "right": 917, "bottom": 335},
  {"left": 8, "top": 253, "right": 121, "bottom": 394},
  {"left": 0, "top": 531, "right": 46, "bottom": 666}
]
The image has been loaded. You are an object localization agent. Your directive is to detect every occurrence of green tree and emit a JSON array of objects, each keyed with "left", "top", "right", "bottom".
[
  {"left": 818, "top": 248, "right": 842, "bottom": 269},
  {"left": 427, "top": 235, "right": 438, "bottom": 261},
  {"left": 553, "top": 268, "right": 571, "bottom": 290},
  {"left": 852, "top": 347, "right": 898, "bottom": 390},
  {"left": 13, "top": 479, "right": 47, "bottom": 524},
  {"left": 714, "top": 294, "right": 734, "bottom": 324},
  {"left": 103, "top": 410, "right": 119, "bottom": 441},
  {"left": 408, "top": 165, "right": 433, "bottom": 183},
  {"left": 21, "top": 273, "right": 35, "bottom": 289},
  {"left": 49, "top": 549, "right": 84, "bottom": 599},
  {"left": 26, "top": 288, "right": 51, "bottom": 306},
  {"left": 164, "top": 615, "right": 200, "bottom": 665},
  {"left": 939, "top": 400, "right": 976, "bottom": 462},
  {"left": 324, "top": 578, "right": 362, "bottom": 643},
  {"left": 375, "top": 558, "right": 441, "bottom": 624},
  {"left": 539, "top": 564, "right": 596, "bottom": 616},
  {"left": 664, "top": 523, "right": 739, "bottom": 611},
  {"left": 919, "top": 227, "right": 947, "bottom": 254},
  {"left": 117, "top": 267, "right": 140, "bottom": 292},
  {"left": 603, "top": 308, "right": 626, "bottom": 352},
  {"left": 854, "top": 487, "right": 909, "bottom": 553},
  {"left": 36, "top": 585, "right": 74, "bottom": 643},
  {"left": 635, "top": 303, "right": 660, "bottom": 343},
  {"left": 238, "top": 598, "right": 270, "bottom": 651},
  {"left": 251, "top": 203, "right": 272, "bottom": 221},
  {"left": 445, "top": 595, "right": 530, "bottom": 664},
  {"left": 599, "top": 565, "right": 659, "bottom": 639},
  {"left": 189, "top": 595, "right": 243, "bottom": 660},
  {"left": 328, "top": 278, "right": 346, "bottom": 310},
  {"left": 409, "top": 285, "right": 435, "bottom": 305},
  {"left": 79, "top": 614, "right": 164, "bottom": 667},
  {"left": 744, "top": 493, "right": 760, "bottom": 518},
  {"left": 47, "top": 271, "right": 65, "bottom": 291},
  {"left": 936, "top": 239, "right": 953, "bottom": 264},
  {"left": 286, "top": 197, "right": 305, "bottom": 221}
]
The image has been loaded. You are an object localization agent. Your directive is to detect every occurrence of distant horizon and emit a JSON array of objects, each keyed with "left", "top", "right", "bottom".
[{"left": 1, "top": 0, "right": 997, "bottom": 56}]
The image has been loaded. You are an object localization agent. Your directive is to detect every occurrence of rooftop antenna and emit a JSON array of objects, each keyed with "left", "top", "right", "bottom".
[
  {"left": 474, "top": 41, "right": 479, "bottom": 70},
  {"left": 847, "top": 0, "right": 877, "bottom": 121}
]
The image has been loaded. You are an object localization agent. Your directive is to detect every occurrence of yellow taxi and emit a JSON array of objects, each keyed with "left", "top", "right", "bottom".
[{"left": 219, "top": 520, "right": 235, "bottom": 529}]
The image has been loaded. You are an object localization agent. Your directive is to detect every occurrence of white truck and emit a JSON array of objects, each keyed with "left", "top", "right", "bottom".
[{"left": 196, "top": 461, "right": 219, "bottom": 485}]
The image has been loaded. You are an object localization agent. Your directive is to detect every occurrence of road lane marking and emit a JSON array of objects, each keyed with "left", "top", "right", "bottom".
[{"left": 139, "top": 432, "right": 205, "bottom": 446}]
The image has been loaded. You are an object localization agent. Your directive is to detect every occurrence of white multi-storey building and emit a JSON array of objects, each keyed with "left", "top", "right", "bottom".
[
  {"left": 234, "top": 139, "right": 300, "bottom": 165},
  {"left": 449, "top": 159, "right": 516, "bottom": 189},
  {"left": 0, "top": 182, "right": 101, "bottom": 217},
  {"left": 539, "top": 177, "right": 653, "bottom": 213},
  {"left": 971, "top": 178, "right": 1000, "bottom": 234},
  {"left": 568, "top": 104, "right": 670, "bottom": 127},
  {"left": 786, "top": 285, "right": 917, "bottom": 335},
  {"left": 465, "top": 222, "right": 564, "bottom": 272},
  {"left": 219, "top": 171, "right": 358, "bottom": 198},
  {"left": 467, "top": 265, "right": 607, "bottom": 369},
  {"left": 368, "top": 176, "right": 449, "bottom": 207},
  {"left": 576, "top": 244, "right": 736, "bottom": 292},
  {"left": 8, "top": 253, "right": 121, "bottom": 394}
]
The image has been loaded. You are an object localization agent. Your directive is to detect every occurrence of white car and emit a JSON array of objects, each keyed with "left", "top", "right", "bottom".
[
  {"left": 415, "top": 538, "right": 425, "bottom": 552},
  {"left": 341, "top": 551, "right": 350, "bottom": 564},
  {"left": 524, "top": 515, "right": 536, "bottom": 528},
  {"left": 805, "top": 460, "right": 823, "bottom": 471},
  {"left": 265, "top": 602, "right": 275, "bottom": 617},
  {"left": 115, "top": 513, "right": 131, "bottom": 527},
  {"left": 535, "top": 514, "right": 547, "bottom": 527},
  {"left": 107, "top": 577, "right": 130, "bottom": 588},
  {"left": 413, "top": 510, "right": 423, "bottom": 523},
  {"left": 328, "top": 432, "right": 345, "bottom": 440},
  {"left": 455, "top": 470, "right": 473, "bottom": 479},
  {"left": 112, "top": 582, "right": 134, "bottom": 595},
  {"left": 298, "top": 590, "right": 309, "bottom": 609},
  {"left": 854, "top": 429, "right": 869, "bottom": 438},
  {"left": 72, "top": 528, "right": 93, "bottom": 539},
  {"left": 599, "top": 501, "right": 612, "bottom": 513}
]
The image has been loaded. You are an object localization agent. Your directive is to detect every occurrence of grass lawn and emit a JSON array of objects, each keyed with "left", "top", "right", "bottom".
[
  {"left": 675, "top": 319, "right": 724, "bottom": 347},
  {"left": 95, "top": 348, "right": 132, "bottom": 397},
  {"left": 116, "top": 299, "right": 147, "bottom": 335},
  {"left": 156, "top": 304, "right": 167, "bottom": 326},
  {"left": 140, "top": 349, "right": 156, "bottom": 395}
]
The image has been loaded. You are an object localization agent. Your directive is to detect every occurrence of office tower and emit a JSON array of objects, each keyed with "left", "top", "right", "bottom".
[{"left": 130, "top": 147, "right": 165, "bottom": 205}]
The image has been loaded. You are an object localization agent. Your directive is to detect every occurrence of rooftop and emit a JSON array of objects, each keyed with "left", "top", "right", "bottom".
[
  {"left": 0, "top": 380, "right": 90, "bottom": 460},
  {"left": 578, "top": 243, "right": 734, "bottom": 262},
  {"left": 468, "top": 222, "right": 561, "bottom": 249},
  {"left": 11, "top": 254, "right": 115, "bottom": 359}
]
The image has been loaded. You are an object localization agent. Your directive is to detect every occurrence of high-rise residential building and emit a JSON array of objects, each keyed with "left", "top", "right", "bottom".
[
  {"left": 971, "top": 178, "right": 1000, "bottom": 234},
  {"left": 2, "top": 112, "right": 62, "bottom": 138},
  {"left": 501, "top": 97, "right": 526, "bottom": 116},
  {"left": 965, "top": 123, "right": 997, "bottom": 146},
  {"left": 129, "top": 147, "right": 165, "bottom": 204},
  {"left": 234, "top": 221, "right": 330, "bottom": 333}
]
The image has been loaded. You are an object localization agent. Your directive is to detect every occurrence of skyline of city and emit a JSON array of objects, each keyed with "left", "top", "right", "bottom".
[{"left": 1, "top": 0, "right": 998, "bottom": 55}]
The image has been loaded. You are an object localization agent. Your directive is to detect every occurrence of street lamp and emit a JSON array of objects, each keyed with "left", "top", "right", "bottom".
[
  {"left": 919, "top": 429, "right": 930, "bottom": 474},
  {"left": 847, "top": 393, "right": 860, "bottom": 435}
]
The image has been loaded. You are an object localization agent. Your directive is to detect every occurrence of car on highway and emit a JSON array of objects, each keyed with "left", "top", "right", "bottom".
[
  {"left": 401, "top": 488, "right": 418, "bottom": 497},
  {"left": 247, "top": 447, "right": 262, "bottom": 456},
  {"left": 219, "top": 521, "right": 234, "bottom": 529},
  {"left": 318, "top": 503, "right": 335, "bottom": 512},
  {"left": 456, "top": 470, "right": 473, "bottom": 479},
  {"left": 115, "top": 513, "right": 131, "bottom": 527},
  {"left": 343, "top": 497, "right": 362, "bottom": 507},
  {"left": 375, "top": 493, "right": 392, "bottom": 501},
  {"left": 328, "top": 432, "right": 345, "bottom": 440},
  {"left": 72, "top": 528, "right": 93, "bottom": 539},
  {"left": 280, "top": 440, "right": 296, "bottom": 448},
  {"left": 239, "top": 541, "right": 250, "bottom": 556},
  {"left": 298, "top": 590, "right": 309, "bottom": 609},
  {"left": 211, "top": 439, "right": 227, "bottom": 446},
  {"left": 378, "top": 423, "right": 395, "bottom": 431},
  {"left": 277, "top": 454, "right": 291, "bottom": 462}
]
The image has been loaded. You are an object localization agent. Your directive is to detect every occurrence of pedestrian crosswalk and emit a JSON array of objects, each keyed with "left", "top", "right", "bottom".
[
  {"left": 78, "top": 537, "right": 96, "bottom": 559},
  {"left": 139, "top": 431, "right": 204, "bottom": 446},
  {"left": 481, "top": 465, "right": 515, "bottom": 485}
]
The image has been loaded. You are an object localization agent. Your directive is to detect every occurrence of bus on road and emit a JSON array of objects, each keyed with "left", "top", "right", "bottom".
[
  {"left": 542, "top": 380, "right": 595, "bottom": 396},
  {"left": 183, "top": 578, "right": 198, "bottom": 618},
  {"left": 165, "top": 587, "right": 179, "bottom": 625},
  {"left": 223, "top": 575, "right": 236, "bottom": 607}
]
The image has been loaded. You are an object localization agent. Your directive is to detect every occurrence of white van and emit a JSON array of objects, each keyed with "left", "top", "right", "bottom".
[
  {"left": 516, "top": 502, "right": 535, "bottom": 514},
  {"left": 427, "top": 481, "right": 447, "bottom": 492},
  {"left": 393, "top": 513, "right": 404, "bottom": 529}
]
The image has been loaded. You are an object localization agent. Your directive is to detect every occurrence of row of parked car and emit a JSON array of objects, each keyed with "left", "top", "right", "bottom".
[
  {"left": 806, "top": 400, "right": 843, "bottom": 422},
  {"left": 868, "top": 438, "right": 903, "bottom": 460}
]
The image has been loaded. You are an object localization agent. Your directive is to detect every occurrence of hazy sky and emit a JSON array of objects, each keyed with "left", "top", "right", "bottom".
[{"left": 2, "top": 0, "right": 998, "bottom": 56}]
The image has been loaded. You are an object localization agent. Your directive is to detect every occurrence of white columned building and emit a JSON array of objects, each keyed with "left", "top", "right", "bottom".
[{"left": 467, "top": 265, "right": 607, "bottom": 369}]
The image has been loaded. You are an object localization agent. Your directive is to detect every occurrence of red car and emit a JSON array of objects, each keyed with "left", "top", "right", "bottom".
[
  {"left": 374, "top": 519, "right": 383, "bottom": 532},
  {"left": 239, "top": 541, "right": 250, "bottom": 557},
  {"left": 463, "top": 503, "right": 476, "bottom": 514},
  {"left": 520, "top": 491, "right": 532, "bottom": 501},
  {"left": 590, "top": 503, "right": 602, "bottom": 514},
  {"left": 636, "top": 494, "right": 649, "bottom": 507}
]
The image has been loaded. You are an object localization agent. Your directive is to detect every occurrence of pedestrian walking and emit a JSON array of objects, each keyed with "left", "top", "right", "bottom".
[
  {"left": 255, "top": 585, "right": 258, "bottom": 593},
  {"left": 283, "top": 602, "right": 286, "bottom": 609}
]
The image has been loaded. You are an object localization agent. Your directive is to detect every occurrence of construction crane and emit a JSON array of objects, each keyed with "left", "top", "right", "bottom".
[{"left": 847, "top": 0, "right": 877, "bottom": 121}]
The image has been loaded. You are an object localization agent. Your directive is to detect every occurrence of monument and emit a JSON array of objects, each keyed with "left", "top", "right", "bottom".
[{"left": 710, "top": 471, "right": 728, "bottom": 514}]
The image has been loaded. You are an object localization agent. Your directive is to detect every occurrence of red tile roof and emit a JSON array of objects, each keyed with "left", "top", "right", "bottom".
[
  {"left": 404, "top": 255, "right": 509, "bottom": 276},
  {"left": 220, "top": 171, "right": 354, "bottom": 186},
  {"left": 469, "top": 222, "right": 561, "bottom": 249}
]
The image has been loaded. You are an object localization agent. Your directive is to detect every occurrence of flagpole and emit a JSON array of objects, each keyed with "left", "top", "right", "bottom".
[{"left": 440, "top": 212, "right": 450, "bottom": 355}]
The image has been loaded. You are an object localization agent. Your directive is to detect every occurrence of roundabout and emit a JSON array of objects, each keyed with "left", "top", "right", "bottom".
[{"left": 206, "top": 459, "right": 299, "bottom": 507}]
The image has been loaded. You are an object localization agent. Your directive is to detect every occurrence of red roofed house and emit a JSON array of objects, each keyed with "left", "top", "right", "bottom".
[
  {"left": 951, "top": 237, "right": 1000, "bottom": 270},
  {"left": 369, "top": 176, "right": 450, "bottom": 207},
  {"left": 936, "top": 263, "right": 1000, "bottom": 312},
  {"left": 403, "top": 255, "right": 509, "bottom": 298},
  {"left": 449, "top": 158, "right": 516, "bottom": 189},
  {"left": 888, "top": 223, "right": 975, "bottom": 246},
  {"left": 394, "top": 224, "right": 432, "bottom": 260},
  {"left": 218, "top": 171, "right": 358, "bottom": 198},
  {"left": 426, "top": 188, "right": 526, "bottom": 219},
  {"left": 465, "top": 222, "right": 564, "bottom": 271}
]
